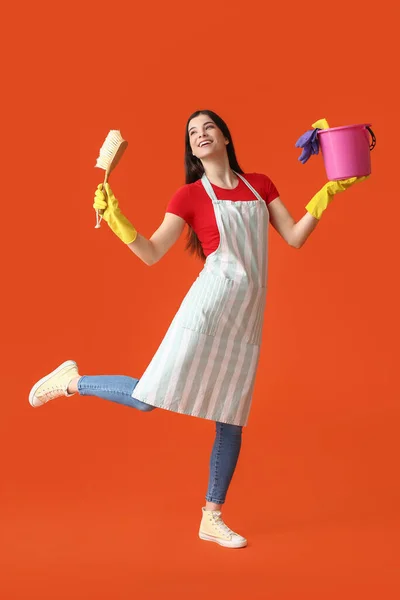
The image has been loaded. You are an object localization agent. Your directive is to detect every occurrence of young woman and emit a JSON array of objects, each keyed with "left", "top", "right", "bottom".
[{"left": 29, "top": 110, "right": 366, "bottom": 549}]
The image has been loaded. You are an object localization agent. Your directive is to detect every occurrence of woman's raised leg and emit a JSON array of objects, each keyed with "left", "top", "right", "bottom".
[
  {"left": 29, "top": 359, "right": 154, "bottom": 412},
  {"left": 75, "top": 374, "right": 155, "bottom": 411}
]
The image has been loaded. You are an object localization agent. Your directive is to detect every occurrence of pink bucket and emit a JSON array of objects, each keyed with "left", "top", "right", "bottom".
[{"left": 317, "top": 124, "right": 376, "bottom": 180}]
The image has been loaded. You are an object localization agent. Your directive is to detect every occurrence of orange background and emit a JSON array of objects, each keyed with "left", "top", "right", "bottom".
[{"left": 1, "top": 0, "right": 399, "bottom": 598}]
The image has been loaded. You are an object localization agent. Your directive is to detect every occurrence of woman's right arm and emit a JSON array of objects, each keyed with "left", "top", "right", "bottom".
[
  {"left": 93, "top": 183, "right": 186, "bottom": 266},
  {"left": 127, "top": 213, "right": 185, "bottom": 266}
]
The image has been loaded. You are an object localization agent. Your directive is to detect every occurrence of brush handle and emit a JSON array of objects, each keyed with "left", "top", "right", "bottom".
[{"left": 94, "top": 171, "right": 109, "bottom": 229}]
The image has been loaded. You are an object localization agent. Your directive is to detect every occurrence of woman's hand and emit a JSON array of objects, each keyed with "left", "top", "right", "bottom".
[
  {"left": 93, "top": 183, "right": 110, "bottom": 222},
  {"left": 306, "top": 176, "right": 369, "bottom": 219},
  {"left": 324, "top": 176, "right": 368, "bottom": 195},
  {"left": 93, "top": 183, "right": 123, "bottom": 223},
  {"left": 93, "top": 183, "right": 137, "bottom": 244}
]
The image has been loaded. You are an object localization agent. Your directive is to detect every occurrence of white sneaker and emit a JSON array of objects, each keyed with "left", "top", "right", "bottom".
[
  {"left": 199, "top": 508, "right": 247, "bottom": 548},
  {"left": 29, "top": 360, "right": 79, "bottom": 407}
]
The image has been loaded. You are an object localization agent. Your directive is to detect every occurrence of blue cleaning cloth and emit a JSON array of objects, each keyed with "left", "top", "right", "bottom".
[{"left": 295, "top": 128, "right": 320, "bottom": 164}]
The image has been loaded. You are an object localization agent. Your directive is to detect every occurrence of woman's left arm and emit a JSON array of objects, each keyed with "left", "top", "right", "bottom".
[
  {"left": 267, "top": 176, "right": 368, "bottom": 249},
  {"left": 267, "top": 197, "right": 318, "bottom": 249}
]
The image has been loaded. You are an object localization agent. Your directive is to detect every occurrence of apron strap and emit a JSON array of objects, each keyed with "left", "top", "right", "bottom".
[
  {"left": 234, "top": 172, "right": 264, "bottom": 203},
  {"left": 201, "top": 174, "right": 218, "bottom": 202}
]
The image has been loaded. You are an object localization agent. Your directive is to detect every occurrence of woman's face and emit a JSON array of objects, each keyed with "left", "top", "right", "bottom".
[{"left": 188, "top": 114, "right": 229, "bottom": 160}]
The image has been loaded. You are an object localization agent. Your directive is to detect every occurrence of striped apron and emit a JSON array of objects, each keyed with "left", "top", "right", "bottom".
[{"left": 132, "top": 173, "right": 269, "bottom": 426}]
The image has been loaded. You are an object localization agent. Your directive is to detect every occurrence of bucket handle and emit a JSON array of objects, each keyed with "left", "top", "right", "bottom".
[{"left": 366, "top": 126, "right": 376, "bottom": 151}]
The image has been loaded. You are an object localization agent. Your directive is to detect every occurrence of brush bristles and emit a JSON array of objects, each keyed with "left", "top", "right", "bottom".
[{"left": 95, "top": 130, "right": 126, "bottom": 170}]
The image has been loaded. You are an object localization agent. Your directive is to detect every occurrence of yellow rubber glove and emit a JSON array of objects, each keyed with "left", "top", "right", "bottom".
[
  {"left": 306, "top": 176, "right": 368, "bottom": 219},
  {"left": 93, "top": 183, "right": 138, "bottom": 244}
]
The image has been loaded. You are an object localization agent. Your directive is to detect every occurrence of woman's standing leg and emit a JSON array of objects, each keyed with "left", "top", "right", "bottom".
[
  {"left": 206, "top": 422, "right": 242, "bottom": 508},
  {"left": 199, "top": 422, "right": 247, "bottom": 548}
]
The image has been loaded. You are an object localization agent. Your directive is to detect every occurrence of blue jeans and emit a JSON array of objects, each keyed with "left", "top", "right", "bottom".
[{"left": 78, "top": 375, "right": 242, "bottom": 504}]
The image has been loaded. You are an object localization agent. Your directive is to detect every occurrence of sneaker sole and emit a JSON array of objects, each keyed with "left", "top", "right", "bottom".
[
  {"left": 29, "top": 360, "right": 78, "bottom": 407},
  {"left": 199, "top": 532, "right": 247, "bottom": 548}
]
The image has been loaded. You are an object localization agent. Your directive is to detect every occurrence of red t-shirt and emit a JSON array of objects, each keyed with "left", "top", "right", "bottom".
[{"left": 166, "top": 173, "right": 279, "bottom": 257}]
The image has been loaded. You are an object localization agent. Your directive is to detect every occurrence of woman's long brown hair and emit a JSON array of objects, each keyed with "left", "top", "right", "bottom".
[{"left": 184, "top": 110, "right": 244, "bottom": 261}]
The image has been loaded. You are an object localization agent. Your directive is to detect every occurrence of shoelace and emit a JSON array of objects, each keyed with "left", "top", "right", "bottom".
[
  {"left": 211, "top": 513, "right": 235, "bottom": 537},
  {"left": 40, "top": 384, "right": 65, "bottom": 401}
]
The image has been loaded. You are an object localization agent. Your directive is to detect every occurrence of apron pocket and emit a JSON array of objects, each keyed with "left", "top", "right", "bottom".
[
  {"left": 246, "top": 286, "right": 266, "bottom": 346},
  {"left": 180, "top": 272, "right": 234, "bottom": 337}
]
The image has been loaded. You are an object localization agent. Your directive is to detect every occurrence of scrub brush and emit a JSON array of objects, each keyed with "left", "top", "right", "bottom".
[{"left": 94, "top": 130, "right": 128, "bottom": 228}]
